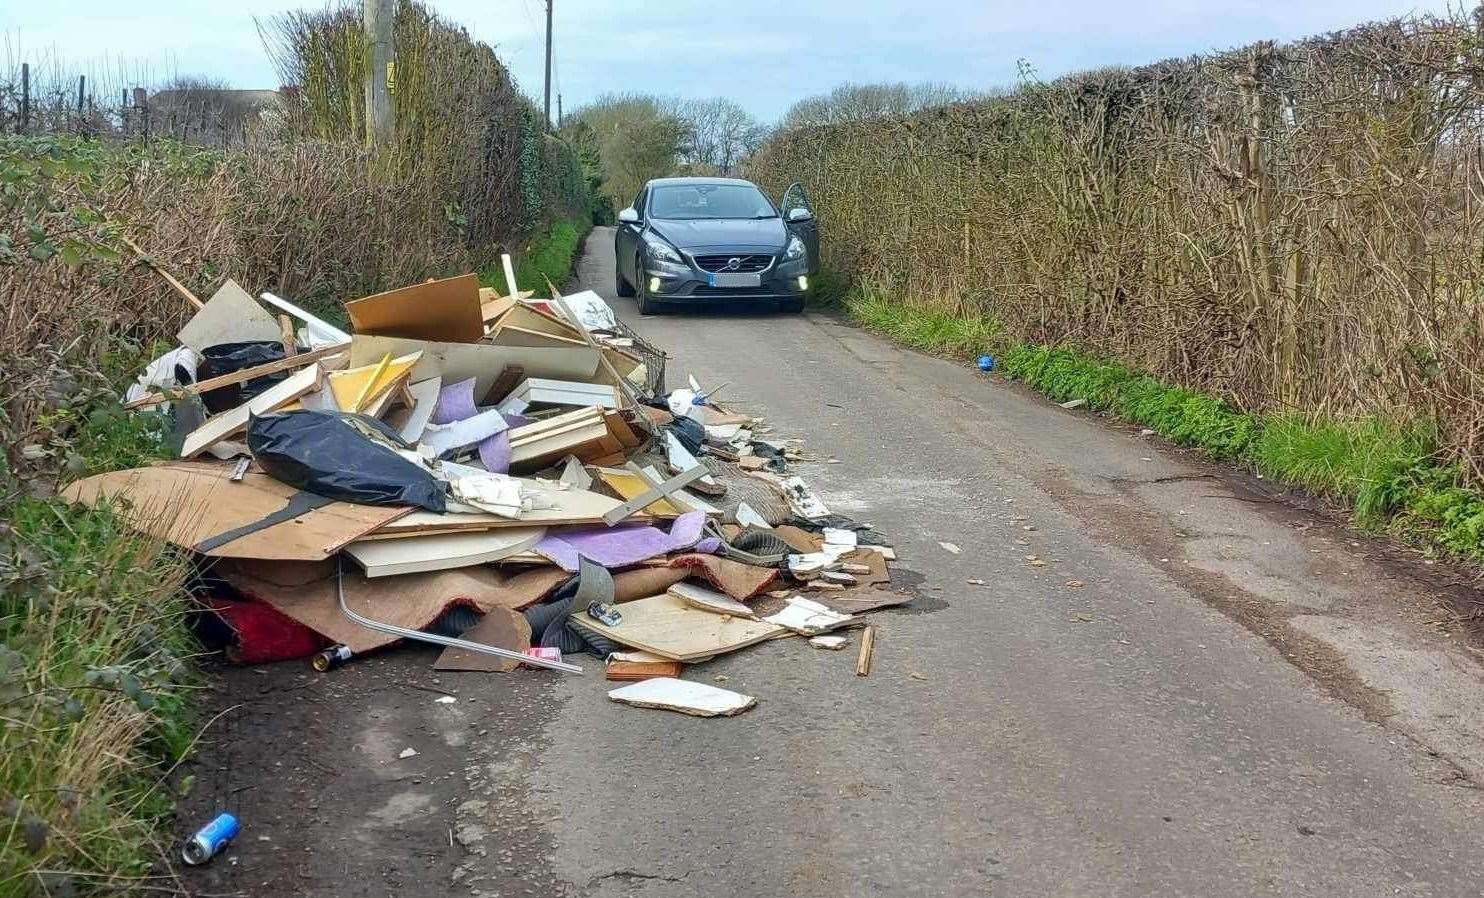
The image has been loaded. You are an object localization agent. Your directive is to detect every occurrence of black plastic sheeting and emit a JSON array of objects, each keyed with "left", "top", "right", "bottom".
[
  {"left": 198, "top": 341, "right": 287, "bottom": 413},
  {"left": 246, "top": 410, "right": 447, "bottom": 512},
  {"left": 523, "top": 558, "right": 621, "bottom": 657}
]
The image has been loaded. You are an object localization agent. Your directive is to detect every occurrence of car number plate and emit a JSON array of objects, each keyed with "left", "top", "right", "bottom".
[{"left": 708, "top": 272, "right": 761, "bottom": 288}]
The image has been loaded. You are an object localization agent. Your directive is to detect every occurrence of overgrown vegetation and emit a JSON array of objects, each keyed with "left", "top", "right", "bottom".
[
  {"left": 845, "top": 283, "right": 1484, "bottom": 565},
  {"left": 1, "top": 367, "right": 195, "bottom": 895},
  {"left": 481, "top": 216, "right": 593, "bottom": 298},
  {"left": 1, "top": 3, "right": 598, "bottom": 889},
  {"left": 750, "top": 10, "right": 1484, "bottom": 488}
]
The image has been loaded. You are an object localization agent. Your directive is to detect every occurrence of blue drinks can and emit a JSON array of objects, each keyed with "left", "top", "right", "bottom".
[{"left": 182, "top": 812, "right": 240, "bottom": 865}]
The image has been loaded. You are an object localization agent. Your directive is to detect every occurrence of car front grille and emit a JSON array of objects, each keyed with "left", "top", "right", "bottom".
[
  {"left": 692, "top": 253, "right": 773, "bottom": 273},
  {"left": 691, "top": 284, "right": 777, "bottom": 297}
]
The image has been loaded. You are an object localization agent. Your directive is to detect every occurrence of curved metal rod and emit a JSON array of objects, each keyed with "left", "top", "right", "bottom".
[{"left": 336, "top": 559, "right": 583, "bottom": 674}]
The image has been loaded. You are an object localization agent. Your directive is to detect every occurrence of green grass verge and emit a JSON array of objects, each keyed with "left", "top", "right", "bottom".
[
  {"left": 482, "top": 217, "right": 593, "bottom": 298},
  {"left": 3, "top": 349, "right": 197, "bottom": 896},
  {"left": 842, "top": 282, "right": 1484, "bottom": 565}
]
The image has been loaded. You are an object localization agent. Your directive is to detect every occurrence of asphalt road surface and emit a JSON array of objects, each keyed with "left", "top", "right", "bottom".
[{"left": 185, "top": 227, "right": 1484, "bottom": 898}]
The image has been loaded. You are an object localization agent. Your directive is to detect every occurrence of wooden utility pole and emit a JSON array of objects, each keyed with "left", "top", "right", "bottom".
[
  {"left": 20, "top": 63, "right": 29, "bottom": 134},
  {"left": 364, "top": 0, "right": 395, "bottom": 147},
  {"left": 543, "top": 0, "right": 553, "bottom": 131},
  {"left": 557, "top": 93, "right": 563, "bottom": 129}
]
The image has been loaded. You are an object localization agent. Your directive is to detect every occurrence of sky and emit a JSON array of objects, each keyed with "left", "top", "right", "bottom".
[{"left": 2, "top": 0, "right": 1460, "bottom": 123}]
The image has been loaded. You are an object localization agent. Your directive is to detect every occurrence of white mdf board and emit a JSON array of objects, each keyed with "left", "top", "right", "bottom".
[
  {"left": 348, "top": 335, "right": 599, "bottom": 398},
  {"left": 180, "top": 364, "right": 321, "bottom": 458},
  {"left": 345, "top": 526, "right": 545, "bottom": 577}
]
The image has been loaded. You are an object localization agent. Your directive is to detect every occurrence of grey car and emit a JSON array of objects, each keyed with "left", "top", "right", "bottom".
[{"left": 614, "top": 177, "right": 819, "bottom": 314}]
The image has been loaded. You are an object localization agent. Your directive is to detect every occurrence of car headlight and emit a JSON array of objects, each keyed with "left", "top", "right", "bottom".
[
  {"left": 643, "top": 235, "right": 684, "bottom": 265},
  {"left": 784, "top": 234, "right": 806, "bottom": 261}
]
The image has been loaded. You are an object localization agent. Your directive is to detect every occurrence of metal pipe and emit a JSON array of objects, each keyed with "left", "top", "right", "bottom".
[{"left": 335, "top": 560, "right": 583, "bottom": 674}]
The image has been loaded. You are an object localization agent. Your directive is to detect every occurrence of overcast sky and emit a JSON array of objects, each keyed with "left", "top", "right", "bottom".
[{"left": 3, "top": 1, "right": 1458, "bottom": 122}]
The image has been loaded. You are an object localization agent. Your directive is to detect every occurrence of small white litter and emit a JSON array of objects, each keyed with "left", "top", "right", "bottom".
[
  {"left": 607, "top": 677, "right": 756, "bottom": 717},
  {"left": 810, "top": 635, "right": 849, "bottom": 651},
  {"left": 939, "top": 541, "right": 962, "bottom": 555},
  {"left": 763, "top": 596, "right": 855, "bottom": 635},
  {"left": 398, "top": 747, "right": 419, "bottom": 759}
]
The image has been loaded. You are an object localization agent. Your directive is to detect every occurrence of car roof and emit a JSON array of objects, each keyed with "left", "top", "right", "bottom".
[{"left": 645, "top": 176, "right": 758, "bottom": 189}]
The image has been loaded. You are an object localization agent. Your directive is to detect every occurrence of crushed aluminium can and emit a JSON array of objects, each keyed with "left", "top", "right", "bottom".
[
  {"left": 524, "top": 647, "right": 563, "bottom": 664},
  {"left": 182, "top": 812, "right": 240, "bottom": 865}
]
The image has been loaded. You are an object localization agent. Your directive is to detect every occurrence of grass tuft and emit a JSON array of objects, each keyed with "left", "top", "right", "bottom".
[
  {"left": 848, "top": 281, "right": 1001, "bottom": 358},
  {"left": 482, "top": 217, "right": 593, "bottom": 298}
]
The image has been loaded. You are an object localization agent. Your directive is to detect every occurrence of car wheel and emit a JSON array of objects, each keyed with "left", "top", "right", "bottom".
[
  {"left": 635, "top": 258, "right": 664, "bottom": 315},
  {"left": 779, "top": 297, "right": 805, "bottom": 313},
  {"left": 615, "top": 261, "right": 635, "bottom": 297}
]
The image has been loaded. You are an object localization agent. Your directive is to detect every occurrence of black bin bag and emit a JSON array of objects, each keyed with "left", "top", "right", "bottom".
[
  {"left": 198, "top": 341, "right": 287, "bottom": 413},
  {"left": 246, "top": 410, "right": 447, "bottom": 512}
]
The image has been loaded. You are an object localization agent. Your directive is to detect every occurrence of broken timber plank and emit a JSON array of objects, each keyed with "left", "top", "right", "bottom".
[{"left": 124, "top": 342, "right": 348, "bottom": 410}]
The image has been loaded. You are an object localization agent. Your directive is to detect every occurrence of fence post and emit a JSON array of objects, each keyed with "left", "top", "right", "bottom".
[
  {"left": 20, "top": 62, "right": 30, "bottom": 134},
  {"left": 121, "top": 88, "right": 129, "bottom": 135},
  {"left": 77, "top": 75, "right": 86, "bottom": 134}
]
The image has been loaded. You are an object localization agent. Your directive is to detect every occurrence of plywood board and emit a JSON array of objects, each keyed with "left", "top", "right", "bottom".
[
  {"left": 500, "top": 302, "right": 584, "bottom": 340},
  {"left": 345, "top": 273, "right": 484, "bottom": 344},
  {"left": 481, "top": 293, "right": 519, "bottom": 325},
  {"left": 180, "top": 364, "right": 321, "bottom": 458},
  {"left": 346, "top": 526, "right": 545, "bottom": 577},
  {"left": 489, "top": 324, "right": 588, "bottom": 349},
  {"left": 567, "top": 591, "right": 788, "bottom": 662},
  {"left": 61, "top": 461, "right": 410, "bottom": 560},
  {"left": 177, "top": 279, "right": 281, "bottom": 352},
  {"left": 348, "top": 335, "right": 599, "bottom": 398}
]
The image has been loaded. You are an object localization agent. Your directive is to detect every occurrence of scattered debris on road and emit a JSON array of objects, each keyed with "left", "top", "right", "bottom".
[{"left": 68, "top": 256, "right": 905, "bottom": 719}]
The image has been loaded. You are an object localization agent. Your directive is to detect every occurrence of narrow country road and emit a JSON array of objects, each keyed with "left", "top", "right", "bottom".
[{"left": 188, "top": 227, "right": 1484, "bottom": 898}]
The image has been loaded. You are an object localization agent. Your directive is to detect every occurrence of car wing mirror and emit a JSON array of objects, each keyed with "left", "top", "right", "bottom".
[
  {"left": 786, "top": 207, "right": 813, "bottom": 223},
  {"left": 618, "top": 207, "right": 640, "bottom": 224}
]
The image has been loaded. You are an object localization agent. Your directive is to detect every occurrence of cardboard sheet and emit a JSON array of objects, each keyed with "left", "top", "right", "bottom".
[
  {"left": 433, "top": 607, "right": 532, "bottom": 672},
  {"left": 345, "top": 273, "right": 485, "bottom": 344},
  {"left": 61, "top": 461, "right": 410, "bottom": 561}
]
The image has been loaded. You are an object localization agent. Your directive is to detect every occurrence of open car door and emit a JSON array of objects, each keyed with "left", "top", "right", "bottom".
[{"left": 780, "top": 182, "right": 820, "bottom": 275}]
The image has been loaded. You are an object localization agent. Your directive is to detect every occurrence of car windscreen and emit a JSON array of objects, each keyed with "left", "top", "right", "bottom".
[{"left": 648, "top": 184, "right": 777, "bottom": 220}]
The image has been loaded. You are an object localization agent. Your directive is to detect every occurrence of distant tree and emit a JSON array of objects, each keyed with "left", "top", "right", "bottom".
[
  {"left": 780, "top": 81, "right": 982, "bottom": 130},
  {"left": 562, "top": 94, "right": 688, "bottom": 212},
  {"left": 675, "top": 97, "right": 764, "bottom": 175}
]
